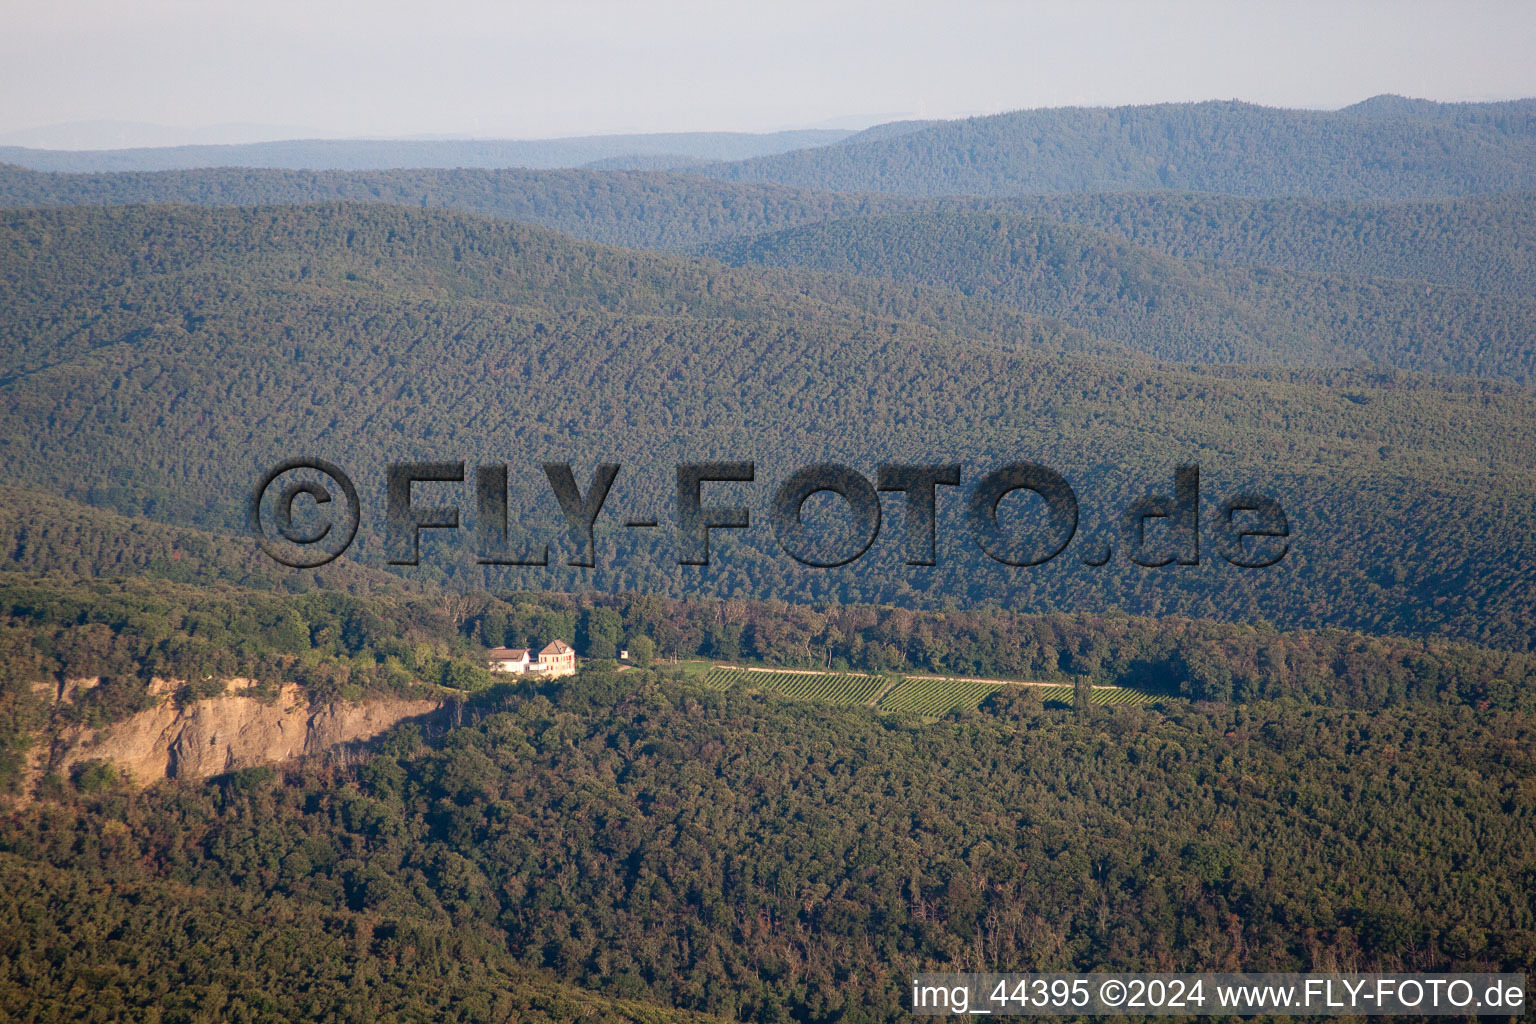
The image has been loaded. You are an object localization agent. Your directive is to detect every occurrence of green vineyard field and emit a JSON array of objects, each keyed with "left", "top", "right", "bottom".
[
  {"left": 1029, "top": 685, "right": 1163, "bottom": 707},
  {"left": 875, "top": 678, "right": 1002, "bottom": 717},
  {"left": 698, "top": 667, "right": 1164, "bottom": 715},
  {"left": 699, "top": 668, "right": 887, "bottom": 705}
]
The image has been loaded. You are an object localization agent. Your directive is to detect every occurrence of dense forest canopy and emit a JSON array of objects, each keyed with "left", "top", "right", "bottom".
[
  {"left": 2, "top": 204, "right": 1534, "bottom": 650},
  {"left": 0, "top": 161, "right": 923, "bottom": 251},
  {"left": 986, "top": 191, "right": 1536, "bottom": 299},
  {"left": 704, "top": 208, "right": 1536, "bottom": 381},
  {"left": 6, "top": 166, "right": 1536, "bottom": 297},
  {"left": 1, "top": 484, "right": 1533, "bottom": 1019},
  {"left": 1, "top": 514, "right": 1532, "bottom": 1020},
  {"left": 2, "top": 660, "right": 1531, "bottom": 1022}
]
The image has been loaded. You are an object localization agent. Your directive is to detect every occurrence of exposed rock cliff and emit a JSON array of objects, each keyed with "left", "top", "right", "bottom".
[{"left": 49, "top": 682, "right": 441, "bottom": 787}]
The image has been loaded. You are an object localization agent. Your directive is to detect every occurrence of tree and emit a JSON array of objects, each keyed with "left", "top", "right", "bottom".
[
  {"left": 629, "top": 635, "right": 655, "bottom": 668},
  {"left": 1073, "top": 674, "right": 1093, "bottom": 719},
  {"left": 440, "top": 658, "right": 494, "bottom": 692},
  {"left": 580, "top": 607, "right": 623, "bottom": 660}
]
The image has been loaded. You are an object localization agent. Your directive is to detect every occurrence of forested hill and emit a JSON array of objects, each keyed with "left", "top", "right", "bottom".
[
  {"left": 987, "top": 191, "right": 1536, "bottom": 299},
  {"left": 0, "top": 485, "right": 430, "bottom": 597},
  {"left": 695, "top": 98, "right": 1536, "bottom": 198},
  {"left": 705, "top": 209, "right": 1536, "bottom": 382},
  {"left": 0, "top": 163, "right": 919, "bottom": 250},
  {"left": 2, "top": 203, "right": 1535, "bottom": 649},
  {"left": 7, "top": 164, "right": 1536, "bottom": 298},
  {"left": 1336, "top": 93, "right": 1536, "bottom": 124},
  {"left": 0, "top": 202, "right": 1112, "bottom": 376},
  {"left": 4, "top": 661, "right": 1533, "bottom": 1020},
  {"left": 0, "top": 127, "right": 853, "bottom": 173}
]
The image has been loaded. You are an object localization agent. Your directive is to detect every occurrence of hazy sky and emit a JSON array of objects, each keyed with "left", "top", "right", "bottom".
[{"left": 4, "top": 0, "right": 1535, "bottom": 145}]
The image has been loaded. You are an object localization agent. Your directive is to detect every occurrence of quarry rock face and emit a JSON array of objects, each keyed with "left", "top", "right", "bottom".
[
  {"left": 50, "top": 683, "right": 441, "bottom": 786},
  {"left": 55, "top": 676, "right": 102, "bottom": 703}
]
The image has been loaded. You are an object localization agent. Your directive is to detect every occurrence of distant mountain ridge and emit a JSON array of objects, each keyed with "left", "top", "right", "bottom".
[
  {"left": 695, "top": 96, "right": 1536, "bottom": 199},
  {"left": 5, "top": 95, "right": 1533, "bottom": 197},
  {"left": 6, "top": 164, "right": 1535, "bottom": 297},
  {"left": 0, "top": 128, "right": 853, "bottom": 173},
  {"left": 1336, "top": 93, "right": 1536, "bottom": 124}
]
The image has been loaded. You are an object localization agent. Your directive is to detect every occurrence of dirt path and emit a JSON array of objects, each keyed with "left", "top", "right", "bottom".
[
  {"left": 718, "top": 664, "right": 1127, "bottom": 691},
  {"left": 903, "top": 673, "right": 1126, "bottom": 691}
]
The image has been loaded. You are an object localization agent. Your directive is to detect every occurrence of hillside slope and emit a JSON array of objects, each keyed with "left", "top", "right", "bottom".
[
  {"left": 3, "top": 670, "right": 1529, "bottom": 1020},
  {"left": 0, "top": 485, "right": 424, "bottom": 594},
  {"left": 991, "top": 190, "right": 1536, "bottom": 298},
  {"left": 0, "top": 848, "right": 721, "bottom": 1023},
  {"left": 706, "top": 209, "right": 1536, "bottom": 381},
  {"left": 1, "top": 204, "right": 1533, "bottom": 648},
  {"left": 7, "top": 165, "right": 1534, "bottom": 299},
  {"left": 0, "top": 202, "right": 1110, "bottom": 381},
  {"left": 0, "top": 162, "right": 917, "bottom": 250}
]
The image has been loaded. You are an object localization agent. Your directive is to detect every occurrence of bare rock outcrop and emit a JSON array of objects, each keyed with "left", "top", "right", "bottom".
[{"left": 50, "top": 683, "right": 441, "bottom": 786}]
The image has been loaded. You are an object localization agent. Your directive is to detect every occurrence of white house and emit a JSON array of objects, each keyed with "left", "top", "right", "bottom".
[
  {"left": 486, "top": 640, "right": 578, "bottom": 679},
  {"left": 487, "top": 647, "right": 531, "bottom": 673},
  {"left": 533, "top": 640, "right": 577, "bottom": 678}
]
